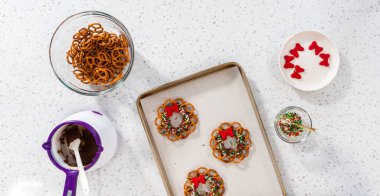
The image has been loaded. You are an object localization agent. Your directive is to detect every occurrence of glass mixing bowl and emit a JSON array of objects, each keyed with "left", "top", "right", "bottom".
[
  {"left": 274, "top": 106, "right": 312, "bottom": 143},
  {"left": 49, "top": 11, "right": 134, "bottom": 96}
]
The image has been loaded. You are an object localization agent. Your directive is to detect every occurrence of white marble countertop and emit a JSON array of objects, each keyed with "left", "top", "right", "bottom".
[{"left": 1, "top": 0, "right": 380, "bottom": 195}]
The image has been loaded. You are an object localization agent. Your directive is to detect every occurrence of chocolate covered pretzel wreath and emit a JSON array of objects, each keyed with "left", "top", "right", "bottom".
[
  {"left": 210, "top": 122, "right": 252, "bottom": 163},
  {"left": 184, "top": 167, "right": 225, "bottom": 196},
  {"left": 155, "top": 98, "right": 198, "bottom": 141}
]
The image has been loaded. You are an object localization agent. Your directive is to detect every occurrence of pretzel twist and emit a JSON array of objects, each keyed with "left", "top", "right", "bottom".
[{"left": 66, "top": 23, "right": 130, "bottom": 85}]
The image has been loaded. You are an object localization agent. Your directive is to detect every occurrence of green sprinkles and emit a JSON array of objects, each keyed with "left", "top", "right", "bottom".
[{"left": 279, "top": 112, "right": 303, "bottom": 137}]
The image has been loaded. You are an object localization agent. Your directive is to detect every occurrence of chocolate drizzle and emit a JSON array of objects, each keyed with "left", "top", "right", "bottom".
[{"left": 58, "top": 124, "right": 98, "bottom": 167}]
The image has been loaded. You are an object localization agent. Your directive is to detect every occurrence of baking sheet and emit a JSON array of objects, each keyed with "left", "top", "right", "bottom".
[{"left": 137, "top": 63, "right": 285, "bottom": 195}]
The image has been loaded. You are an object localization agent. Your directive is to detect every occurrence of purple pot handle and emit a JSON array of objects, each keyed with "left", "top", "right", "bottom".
[{"left": 63, "top": 170, "right": 78, "bottom": 196}]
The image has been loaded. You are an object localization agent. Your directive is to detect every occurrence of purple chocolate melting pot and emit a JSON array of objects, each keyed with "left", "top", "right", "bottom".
[{"left": 42, "top": 120, "right": 103, "bottom": 196}]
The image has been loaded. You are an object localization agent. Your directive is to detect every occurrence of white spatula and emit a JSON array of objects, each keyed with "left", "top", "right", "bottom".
[{"left": 69, "top": 138, "right": 90, "bottom": 195}]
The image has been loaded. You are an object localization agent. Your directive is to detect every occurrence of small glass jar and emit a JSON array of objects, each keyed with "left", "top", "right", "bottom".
[{"left": 274, "top": 106, "right": 312, "bottom": 143}]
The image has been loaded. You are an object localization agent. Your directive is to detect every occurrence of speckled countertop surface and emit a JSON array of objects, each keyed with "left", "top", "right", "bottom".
[{"left": 1, "top": 0, "right": 380, "bottom": 195}]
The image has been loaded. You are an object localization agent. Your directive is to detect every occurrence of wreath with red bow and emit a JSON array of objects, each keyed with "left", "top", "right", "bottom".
[
  {"left": 184, "top": 167, "right": 225, "bottom": 196},
  {"left": 155, "top": 98, "right": 198, "bottom": 141},
  {"left": 210, "top": 122, "right": 252, "bottom": 163}
]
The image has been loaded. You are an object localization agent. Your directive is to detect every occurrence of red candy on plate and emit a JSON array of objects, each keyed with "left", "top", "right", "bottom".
[
  {"left": 289, "top": 43, "right": 304, "bottom": 58},
  {"left": 291, "top": 71, "right": 302, "bottom": 79},
  {"left": 284, "top": 63, "right": 295, "bottom": 69},
  {"left": 282, "top": 41, "right": 332, "bottom": 81},
  {"left": 319, "top": 53, "right": 330, "bottom": 67},
  {"left": 309, "top": 41, "right": 323, "bottom": 55},
  {"left": 284, "top": 55, "right": 295, "bottom": 62},
  {"left": 284, "top": 55, "right": 295, "bottom": 69},
  {"left": 294, "top": 65, "right": 304, "bottom": 73},
  {"left": 290, "top": 65, "right": 304, "bottom": 79}
]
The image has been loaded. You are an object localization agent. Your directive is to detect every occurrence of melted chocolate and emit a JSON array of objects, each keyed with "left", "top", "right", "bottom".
[{"left": 58, "top": 124, "right": 98, "bottom": 167}]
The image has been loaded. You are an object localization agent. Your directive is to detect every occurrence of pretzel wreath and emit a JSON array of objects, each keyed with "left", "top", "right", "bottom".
[
  {"left": 66, "top": 23, "right": 130, "bottom": 85},
  {"left": 184, "top": 167, "right": 225, "bottom": 196},
  {"left": 155, "top": 98, "right": 198, "bottom": 141},
  {"left": 210, "top": 122, "right": 252, "bottom": 163}
]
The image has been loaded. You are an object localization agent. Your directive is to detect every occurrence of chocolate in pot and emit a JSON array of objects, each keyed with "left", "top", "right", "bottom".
[{"left": 58, "top": 124, "right": 98, "bottom": 167}]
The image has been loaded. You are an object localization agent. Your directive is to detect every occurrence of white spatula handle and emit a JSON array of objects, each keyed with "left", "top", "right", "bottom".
[{"left": 73, "top": 149, "right": 90, "bottom": 194}]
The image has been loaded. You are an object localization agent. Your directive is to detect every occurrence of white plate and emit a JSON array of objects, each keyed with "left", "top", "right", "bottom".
[{"left": 279, "top": 31, "right": 340, "bottom": 91}]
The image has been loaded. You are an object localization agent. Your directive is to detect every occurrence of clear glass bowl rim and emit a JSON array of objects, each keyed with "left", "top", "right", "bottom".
[{"left": 49, "top": 10, "right": 135, "bottom": 96}]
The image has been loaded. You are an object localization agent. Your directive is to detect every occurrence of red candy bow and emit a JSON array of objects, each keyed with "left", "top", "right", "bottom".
[
  {"left": 289, "top": 43, "right": 304, "bottom": 58},
  {"left": 219, "top": 127, "right": 234, "bottom": 140},
  {"left": 294, "top": 65, "right": 304, "bottom": 73},
  {"left": 291, "top": 65, "right": 305, "bottom": 79},
  {"left": 319, "top": 53, "right": 330, "bottom": 67},
  {"left": 309, "top": 41, "right": 323, "bottom": 55},
  {"left": 284, "top": 55, "right": 295, "bottom": 69},
  {"left": 291, "top": 71, "right": 302, "bottom": 79},
  {"left": 284, "top": 55, "right": 295, "bottom": 62},
  {"left": 164, "top": 103, "right": 180, "bottom": 117},
  {"left": 191, "top": 175, "right": 206, "bottom": 189}
]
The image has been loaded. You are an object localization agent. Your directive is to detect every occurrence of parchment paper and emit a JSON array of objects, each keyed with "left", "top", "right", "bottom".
[{"left": 140, "top": 66, "right": 283, "bottom": 196}]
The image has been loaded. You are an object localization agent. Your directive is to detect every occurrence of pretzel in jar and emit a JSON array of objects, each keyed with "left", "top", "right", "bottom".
[
  {"left": 155, "top": 98, "right": 198, "bottom": 141},
  {"left": 184, "top": 167, "right": 225, "bottom": 196},
  {"left": 210, "top": 122, "right": 252, "bottom": 163}
]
